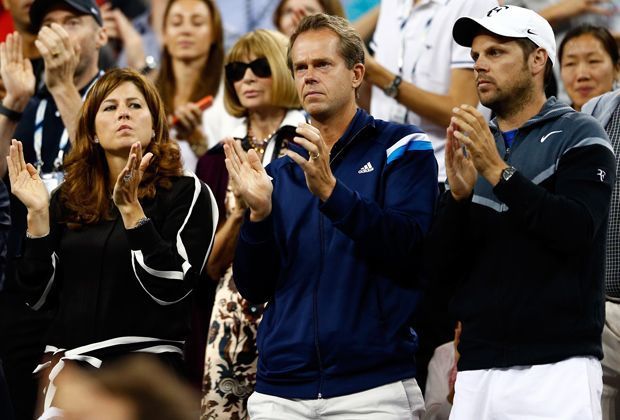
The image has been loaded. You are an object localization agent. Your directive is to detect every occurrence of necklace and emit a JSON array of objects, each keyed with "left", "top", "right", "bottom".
[{"left": 247, "top": 114, "right": 285, "bottom": 156}]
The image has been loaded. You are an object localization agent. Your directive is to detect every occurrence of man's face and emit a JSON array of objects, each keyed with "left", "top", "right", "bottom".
[
  {"left": 290, "top": 29, "right": 361, "bottom": 120},
  {"left": 470, "top": 33, "right": 533, "bottom": 112},
  {"left": 40, "top": 6, "right": 106, "bottom": 76},
  {"left": 2, "top": 0, "right": 33, "bottom": 32}
]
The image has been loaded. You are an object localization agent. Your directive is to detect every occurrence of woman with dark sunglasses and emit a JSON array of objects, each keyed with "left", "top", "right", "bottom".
[{"left": 200, "top": 29, "right": 305, "bottom": 420}]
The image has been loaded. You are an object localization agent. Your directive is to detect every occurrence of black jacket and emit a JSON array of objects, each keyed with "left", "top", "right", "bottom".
[
  {"left": 429, "top": 98, "right": 616, "bottom": 370},
  {"left": 17, "top": 174, "right": 217, "bottom": 357}
]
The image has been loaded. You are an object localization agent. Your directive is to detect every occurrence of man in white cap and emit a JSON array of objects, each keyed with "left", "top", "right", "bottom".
[{"left": 429, "top": 5, "right": 616, "bottom": 418}]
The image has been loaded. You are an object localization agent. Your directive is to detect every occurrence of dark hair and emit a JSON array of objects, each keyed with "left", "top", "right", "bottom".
[
  {"left": 514, "top": 38, "right": 554, "bottom": 88},
  {"left": 273, "top": 0, "right": 345, "bottom": 30},
  {"left": 288, "top": 13, "right": 364, "bottom": 71},
  {"left": 61, "top": 68, "right": 183, "bottom": 227},
  {"left": 559, "top": 24, "right": 619, "bottom": 67},
  {"left": 155, "top": 0, "right": 224, "bottom": 116}
]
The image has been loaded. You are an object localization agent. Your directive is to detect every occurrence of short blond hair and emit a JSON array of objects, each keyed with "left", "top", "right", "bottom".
[{"left": 224, "top": 30, "right": 300, "bottom": 117}]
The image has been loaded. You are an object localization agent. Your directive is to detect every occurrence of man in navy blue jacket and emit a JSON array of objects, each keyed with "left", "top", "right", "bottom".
[{"left": 224, "top": 13, "right": 438, "bottom": 420}]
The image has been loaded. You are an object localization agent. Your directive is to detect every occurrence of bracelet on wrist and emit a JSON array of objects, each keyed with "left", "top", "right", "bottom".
[
  {"left": 128, "top": 216, "right": 150, "bottom": 230},
  {"left": 0, "top": 102, "right": 23, "bottom": 122}
]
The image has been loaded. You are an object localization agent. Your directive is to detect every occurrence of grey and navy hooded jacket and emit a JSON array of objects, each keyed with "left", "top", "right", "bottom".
[
  {"left": 233, "top": 108, "right": 438, "bottom": 399},
  {"left": 430, "top": 97, "right": 616, "bottom": 371}
]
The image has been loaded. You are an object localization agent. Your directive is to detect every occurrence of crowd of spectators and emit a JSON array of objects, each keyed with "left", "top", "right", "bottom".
[{"left": 0, "top": 0, "right": 618, "bottom": 419}]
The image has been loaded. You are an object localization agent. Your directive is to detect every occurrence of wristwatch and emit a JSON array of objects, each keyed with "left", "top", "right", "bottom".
[
  {"left": 383, "top": 75, "right": 402, "bottom": 98},
  {"left": 140, "top": 55, "right": 157, "bottom": 75},
  {"left": 500, "top": 166, "right": 517, "bottom": 183}
]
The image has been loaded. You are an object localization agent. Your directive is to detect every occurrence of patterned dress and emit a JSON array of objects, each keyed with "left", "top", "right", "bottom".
[{"left": 201, "top": 262, "right": 264, "bottom": 420}]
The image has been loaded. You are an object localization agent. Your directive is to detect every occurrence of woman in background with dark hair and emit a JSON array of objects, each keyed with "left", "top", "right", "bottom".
[
  {"left": 155, "top": 0, "right": 239, "bottom": 171},
  {"left": 8, "top": 68, "right": 217, "bottom": 415},
  {"left": 560, "top": 24, "right": 620, "bottom": 112},
  {"left": 273, "top": 0, "right": 345, "bottom": 37}
]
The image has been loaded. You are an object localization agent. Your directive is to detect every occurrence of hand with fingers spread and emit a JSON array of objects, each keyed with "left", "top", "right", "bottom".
[
  {"left": 450, "top": 104, "right": 507, "bottom": 186},
  {"left": 112, "top": 142, "right": 153, "bottom": 227},
  {"left": 35, "top": 23, "right": 80, "bottom": 91},
  {"left": 6, "top": 139, "right": 50, "bottom": 235},
  {"left": 0, "top": 32, "right": 36, "bottom": 112},
  {"left": 223, "top": 137, "right": 273, "bottom": 222},
  {"left": 285, "top": 123, "right": 336, "bottom": 201},
  {"left": 445, "top": 122, "right": 477, "bottom": 201}
]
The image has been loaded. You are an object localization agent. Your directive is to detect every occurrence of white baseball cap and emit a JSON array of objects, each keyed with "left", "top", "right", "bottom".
[{"left": 452, "top": 5, "right": 556, "bottom": 66}]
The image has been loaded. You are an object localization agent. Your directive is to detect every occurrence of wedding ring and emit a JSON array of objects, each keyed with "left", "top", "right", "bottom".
[
  {"left": 310, "top": 152, "right": 320, "bottom": 161},
  {"left": 123, "top": 172, "right": 133, "bottom": 183}
]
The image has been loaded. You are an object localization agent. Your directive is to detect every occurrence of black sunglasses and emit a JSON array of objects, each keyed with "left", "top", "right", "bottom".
[{"left": 225, "top": 57, "right": 272, "bottom": 82}]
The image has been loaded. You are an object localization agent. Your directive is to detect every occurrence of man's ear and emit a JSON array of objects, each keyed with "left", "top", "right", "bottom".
[
  {"left": 530, "top": 47, "right": 548, "bottom": 78},
  {"left": 352, "top": 63, "right": 365, "bottom": 89},
  {"left": 95, "top": 24, "right": 108, "bottom": 50}
]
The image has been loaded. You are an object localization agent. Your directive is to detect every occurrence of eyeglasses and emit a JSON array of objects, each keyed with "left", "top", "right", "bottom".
[{"left": 225, "top": 57, "right": 272, "bottom": 82}]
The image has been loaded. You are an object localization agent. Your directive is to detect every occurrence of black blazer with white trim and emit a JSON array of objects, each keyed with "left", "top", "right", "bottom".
[{"left": 17, "top": 173, "right": 218, "bottom": 355}]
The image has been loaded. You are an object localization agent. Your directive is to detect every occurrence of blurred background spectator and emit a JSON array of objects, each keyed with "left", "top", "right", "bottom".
[
  {"left": 51, "top": 356, "right": 198, "bottom": 420},
  {"left": 154, "top": 0, "right": 240, "bottom": 172},
  {"left": 559, "top": 24, "right": 619, "bottom": 111},
  {"left": 273, "top": 0, "right": 345, "bottom": 37}
]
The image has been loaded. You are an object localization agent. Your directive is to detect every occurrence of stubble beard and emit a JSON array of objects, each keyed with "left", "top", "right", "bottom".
[{"left": 480, "top": 69, "right": 534, "bottom": 121}]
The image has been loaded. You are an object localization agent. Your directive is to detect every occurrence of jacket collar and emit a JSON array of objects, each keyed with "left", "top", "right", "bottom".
[
  {"left": 328, "top": 108, "right": 375, "bottom": 160},
  {"left": 489, "top": 97, "right": 574, "bottom": 134}
]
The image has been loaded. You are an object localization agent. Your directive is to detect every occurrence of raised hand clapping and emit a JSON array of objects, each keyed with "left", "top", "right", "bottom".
[{"left": 7, "top": 139, "right": 50, "bottom": 236}]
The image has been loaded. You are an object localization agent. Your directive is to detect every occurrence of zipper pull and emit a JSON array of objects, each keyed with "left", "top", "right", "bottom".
[
  {"left": 503, "top": 147, "right": 511, "bottom": 161},
  {"left": 317, "top": 392, "right": 323, "bottom": 399}
]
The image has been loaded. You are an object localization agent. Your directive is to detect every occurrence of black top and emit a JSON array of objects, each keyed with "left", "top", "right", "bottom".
[
  {"left": 17, "top": 174, "right": 217, "bottom": 356},
  {"left": 428, "top": 98, "right": 616, "bottom": 370}
]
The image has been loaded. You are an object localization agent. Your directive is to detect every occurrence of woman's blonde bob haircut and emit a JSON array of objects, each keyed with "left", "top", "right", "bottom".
[{"left": 224, "top": 29, "right": 300, "bottom": 117}]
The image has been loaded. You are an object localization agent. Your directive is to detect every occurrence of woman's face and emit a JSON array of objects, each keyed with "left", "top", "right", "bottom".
[
  {"left": 94, "top": 82, "right": 154, "bottom": 154},
  {"left": 561, "top": 33, "right": 618, "bottom": 111},
  {"left": 232, "top": 55, "right": 275, "bottom": 112},
  {"left": 164, "top": 0, "right": 213, "bottom": 61},
  {"left": 278, "top": 0, "right": 324, "bottom": 38}
]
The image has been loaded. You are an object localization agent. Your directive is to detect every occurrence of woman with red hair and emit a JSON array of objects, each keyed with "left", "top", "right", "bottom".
[{"left": 8, "top": 68, "right": 217, "bottom": 414}]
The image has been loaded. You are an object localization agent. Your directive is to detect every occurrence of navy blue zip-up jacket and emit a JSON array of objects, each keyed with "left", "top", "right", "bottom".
[{"left": 233, "top": 109, "right": 439, "bottom": 399}]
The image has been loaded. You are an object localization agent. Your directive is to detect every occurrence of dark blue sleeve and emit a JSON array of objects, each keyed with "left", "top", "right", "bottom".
[{"left": 233, "top": 211, "right": 280, "bottom": 303}]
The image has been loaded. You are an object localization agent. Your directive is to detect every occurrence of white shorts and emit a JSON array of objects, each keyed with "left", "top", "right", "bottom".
[
  {"left": 450, "top": 356, "right": 602, "bottom": 420},
  {"left": 248, "top": 378, "right": 425, "bottom": 420}
]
